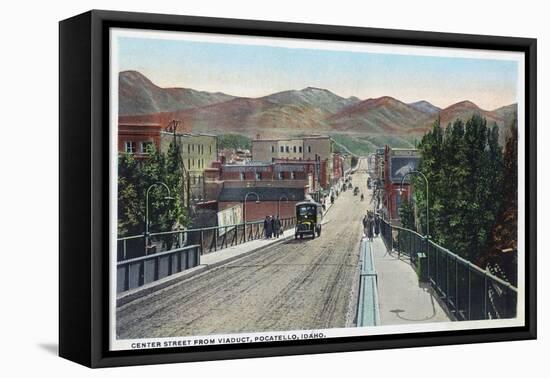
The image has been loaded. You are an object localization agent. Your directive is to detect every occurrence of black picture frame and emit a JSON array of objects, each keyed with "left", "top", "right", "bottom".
[{"left": 59, "top": 9, "right": 537, "bottom": 368}]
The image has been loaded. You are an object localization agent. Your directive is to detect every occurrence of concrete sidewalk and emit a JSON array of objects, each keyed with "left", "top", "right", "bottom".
[{"left": 368, "top": 236, "right": 452, "bottom": 325}]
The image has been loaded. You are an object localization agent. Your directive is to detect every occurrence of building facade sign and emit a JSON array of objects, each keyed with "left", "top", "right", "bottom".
[{"left": 217, "top": 204, "right": 243, "bottom": 235}]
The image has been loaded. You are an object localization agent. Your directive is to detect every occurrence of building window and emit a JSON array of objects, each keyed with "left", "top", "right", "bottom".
[
  {"left": 280, "top": 146, "right": 284, "bottom": 153},
  {"left": 240, "top": 172, "right": 245, "bottom": 181},
  {"left": 299, "top": 146, "right": 303, "bottom": 153},
  {"left": 255, "top": 172, "right": 262, "bottom": 180},
  {"left": 192, "top": 159, "right": 195, "bottom": 167},
  {"left": 209, "top": 145, "right": 212, "bottom": 154},
  {"left": 140, "top": 141, "right": 153, "bottom": 154},
  {"left": 192, "top": 144, "right": 195, "bottom": 153},
  {"left": 187, "top": 158, "right": 191, "bottom": 169},
  {"left": 307, "top": 145, "right": 312, "bottom": 153},
  {"left": 188, "top": 144, "right": 190, "bottom": 154},
  {"left": 278, "top": 172, "right": 283, "bottom": 180},
  {"left": 291, "top": 171, "right": 296, "bottom": 179},
  {"left": 285, "top": 146, "right": 289, "bottom": 153},
  {"left": 271, "top": 145, "right": 275, "bottom": 153},
  {"left": 293, "top": 146, "right": 297, "bottom": 153},
  {"left": 124, "top": 141, "right": 136, "bottom": 154}
]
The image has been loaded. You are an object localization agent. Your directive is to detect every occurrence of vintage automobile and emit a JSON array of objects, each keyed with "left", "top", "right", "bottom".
[{"left": 294, "top": 201, "right": 323, "bottom": 239}]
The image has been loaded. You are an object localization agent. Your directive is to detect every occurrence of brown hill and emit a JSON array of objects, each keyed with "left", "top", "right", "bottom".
[
  {"left": 439, "top": 100, "right": 501, "bottom": 127},
  {"left": 119, "top": 70, "right": 234, "bottom": 115},
  {"left": 328, "top": 96, "right": 434, "bottom": 134},
  {"left": 118, "top": 71, "right": 517, "bottom": 144}
]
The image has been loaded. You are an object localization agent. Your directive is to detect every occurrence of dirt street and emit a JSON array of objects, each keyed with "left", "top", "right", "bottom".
[{"left": 117, "top": 158, "right": 372, "bottom": 339}]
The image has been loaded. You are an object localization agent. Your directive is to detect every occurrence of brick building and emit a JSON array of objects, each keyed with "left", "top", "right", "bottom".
[
  {"left": 382, "top": 146, "right": 420, "bottom": 222},
  {"left": 118, "top": 122, "right": 162, "bottom": 158},
  {"left": 251, "top": 135, "right": 334, "bottom": 186},
  {"left": 118, "top": 119, "right": 219, "bottom": 205},
  {"left": 202, "top": 159, "right": 331, "bottom": 222},
  {"left": 160, "top": 130, "right": 217, "bottom": 201},
  {"left": 332, "top": 153, "right": 345, "bottom": 184},
  {"left": 218, "top": 187, "right": 305, "bottom": 222}
]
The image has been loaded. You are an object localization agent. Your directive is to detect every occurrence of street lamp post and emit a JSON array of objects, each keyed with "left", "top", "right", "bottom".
[
  {"left": 145, "top": 182, "right": 174, "bottom": 255},
  {"left": 278, "top": 195, "right": 289, "bottom": 217},
  {"left": 399, "top": 170, "right": 429, "bottom": 238},
  {"left": 243, "top": 192, "right": 260, "bottom": 224}
]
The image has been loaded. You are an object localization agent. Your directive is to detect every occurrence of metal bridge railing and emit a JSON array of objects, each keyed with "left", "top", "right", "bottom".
[
  {"left": 379, "top": 219, "right": 517, "bottom": 321},
  {"left": 117, "top": 217, "right": 297, "bottom": 261},
  {"left": 116, "top": 244, "right": 200, "bottom": 293}
]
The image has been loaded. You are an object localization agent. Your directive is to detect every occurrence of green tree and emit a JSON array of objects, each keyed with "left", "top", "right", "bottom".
[
  {"left": 117, "top": 153, "right": 141, "bottom": 236},
  {"left": 117, "top": 144, "right": 189, "bottom": 241},
  {"left": 413, "top": 117, "right": 444, "bottom": 238},
  {"left": 483, "top": 116, "right": 518, "bottom": 284},
  {"left": 398, "top": 200, "right": 415, "bottom": 231},
  {"left": 217, "top": 134, "right": 252, "bottom": 150},
  {"left": 411, "top": 114, "right": 505, "bottom": 264}
]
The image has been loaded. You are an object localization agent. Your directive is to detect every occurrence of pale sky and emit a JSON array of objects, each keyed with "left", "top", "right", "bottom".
[{"left": 117, "top": 34, "right": 519, "bottom": 110}]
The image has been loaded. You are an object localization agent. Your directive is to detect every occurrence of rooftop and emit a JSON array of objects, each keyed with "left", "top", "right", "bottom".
[
  {"left": 218, "top": 187, "right": 305, "bottom": 202},
  {"left": 119, "top": 122, "right": 162, "bottom": 127},
  {"left": 253, "top": 135, "right": 330, "bottom": 142}
]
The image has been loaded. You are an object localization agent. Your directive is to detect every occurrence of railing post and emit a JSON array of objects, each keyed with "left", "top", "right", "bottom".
[
  {"left": 468, "top": 265, "right": 472, "bottom": 320},
  {"left": 154, "top": 256, "right": 159, "bottom": 281},
  {"left": 435, "top": 244, "right": 441, "bottom": 291},
  {"left": 222, "top": 226, "right": 228, "bottom": 248},
  {"left": 199, "top": 230, "right": 204, "bottom": 255},
  {"left": 426, "top": 238, "right": 430, "bottom": 281},
  {"left": 455, "top": 257, "right": 460, "bottom": 319},
  {"left": 123, "top": 239, "right": 127, "bottom": 260},
  {"left": 124, "top": 264, "right": 130, "bottom": 292},
  {"left": 139, "top": 260, "right": 145, "bottom": 287},
  {"left": 214, "top": 229, "right": 218, "bottom": 251},
  {"left": 446, "top": 251, "right": 449, "bottom": 307},
  {"left": 484, "top": 274, "right": 488, "bottom": 319},
  {"left": 390, "top": 223, "right": 393, "bottom": 252},
  {"left": 397, "top": 229, "right": 400, "bottom": 259}
]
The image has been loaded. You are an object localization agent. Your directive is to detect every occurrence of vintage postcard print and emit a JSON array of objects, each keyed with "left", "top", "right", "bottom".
[{"left": 109, "top": 28, "right": 525, "bottom": 351}]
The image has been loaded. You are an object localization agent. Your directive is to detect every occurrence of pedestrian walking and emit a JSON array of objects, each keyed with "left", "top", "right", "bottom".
[
  {"left": 362, "top": 215, "right": 368, "bottom": 237},
  {"left": 268, "top": 215, "right": 274, "bottom": 238},
  {"left": 264, "top": 216, "right": 270, "bottom": 239},
  {"left": 366, "top": 213, "right": 374, "bottom": 241},
  {"left": 374, "top": 213, "right": 381, "bottom": 237},
  {"left": 274, "top": 215, "right": 281, "bottom": 238}
]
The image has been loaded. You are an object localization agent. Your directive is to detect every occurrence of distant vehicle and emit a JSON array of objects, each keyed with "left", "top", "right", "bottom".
[
  {"left": 354, "top": 186, "right": 359, "bottom": 195},
  {"left": 367, "top": 177, "right": 372, "bottom": 189},
  {"left": 295, "top": 201, "right": 323, "bottom": 239}
]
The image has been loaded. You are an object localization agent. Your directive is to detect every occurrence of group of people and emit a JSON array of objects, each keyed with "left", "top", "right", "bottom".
[
  {"left": 264, "top": 215, "right": 282, "bottom": 239},
  {"left": 362, "top": 211, "right": 381, "bottom": 241}
]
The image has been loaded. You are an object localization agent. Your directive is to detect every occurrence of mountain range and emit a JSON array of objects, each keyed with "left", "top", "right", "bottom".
[{"left": 119, "top": 70, "right": 517, "bottom": 150}]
